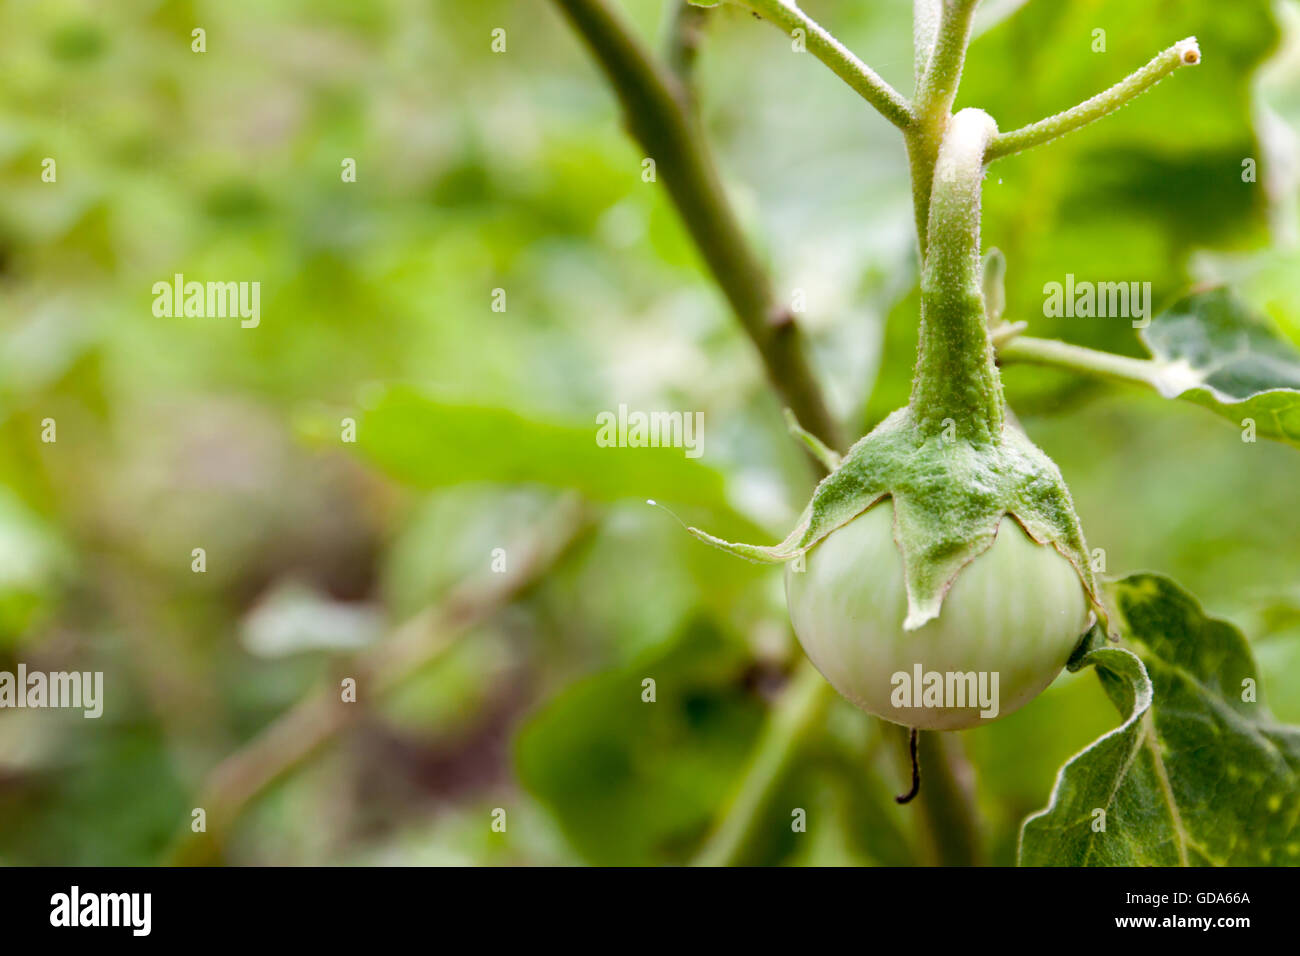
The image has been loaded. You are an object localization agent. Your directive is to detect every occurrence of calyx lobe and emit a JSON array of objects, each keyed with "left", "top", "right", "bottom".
[{"left": 688, "top": 409, "right": 1103, "bottom": 629}]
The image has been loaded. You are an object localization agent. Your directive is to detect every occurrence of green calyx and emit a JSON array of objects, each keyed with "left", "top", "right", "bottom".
[
  {"left": 687, "top": 108, "right": 1105, "bottom": 631},
  {"left": 688, "top": 408, "right": 1103, "bottom": 630}
]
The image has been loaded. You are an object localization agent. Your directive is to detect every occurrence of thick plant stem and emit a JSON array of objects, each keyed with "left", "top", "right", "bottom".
[
  {"left": 737, "top": 0, "right": 913, "bottom": 129},
  {"left": 551, "top": 0, "right": 844, "bottom": 453},
  {"left": 694, "top": 659, "right": 835, "bottom": 866},
  {"left": 910, "top": 108, "right": 1004, "bottom": 442},
  {"left": 987, "top": 38, "right": 1201, "bottom": 161},
  {"left": 906, "top": 0, "right": 981, "bottom": 255}
]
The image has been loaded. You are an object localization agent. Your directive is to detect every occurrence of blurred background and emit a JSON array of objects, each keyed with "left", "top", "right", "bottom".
[{"left": 0, "top": 0, "right": 1298, "bottom": 865}]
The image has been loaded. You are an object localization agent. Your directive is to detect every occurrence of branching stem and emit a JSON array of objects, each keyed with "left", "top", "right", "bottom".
[
  {"left": 998, "top": 334, "right": 1166, "bottom": 390},
  {"left": 912, "top": 0, "right": 942, "bottom": 87},
  {"left": 987, "top": 38, "right": 1201, "bottom": 161},
  {"left": 906, "top": 0, "right": 981, "bottom": 255},
  {"left": 549, "top": 0, "right": 1209, "bottom": 872},
  {"left": 913, "top": 0, "right": 981, "bottom": 123},
  {"left": 736, "top": 0, "right": 913, "bottom": 129}
]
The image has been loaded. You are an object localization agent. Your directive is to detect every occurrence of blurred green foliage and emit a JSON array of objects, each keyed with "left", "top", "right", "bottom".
[
  {"left": 517, "top": 618, "right": 764, "bottom": 865},
  {"left": 0, "top": 0, "right": 1298, "bottom": 865}
]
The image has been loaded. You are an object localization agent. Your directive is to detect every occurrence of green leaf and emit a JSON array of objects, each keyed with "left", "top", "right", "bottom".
[
  {"left": 964, "top": 667, "right": 1124, "bottom": 865},
  {"left": 331, "top": 384, "right": 732, "bottom": 509},
  {"left": 1020, "top": 573, "right": 1300, "bottom": 866},
  {"left": 1140, "top": 287, "right": 1300, "bottom": 445},
  {"left": 516, "top": 617, "right": 764, "bottom": 866}
]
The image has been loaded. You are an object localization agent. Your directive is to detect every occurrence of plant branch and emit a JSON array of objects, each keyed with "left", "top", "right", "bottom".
[
  {"left": 913, "top": 0, "right": 942, "bottom": 88},
  {"left": 906, "top": 0, "right": 982, "bottom": 257},
  {"left": 997, "top": 333, "right": 1168, "bottom": 390},
  {"left": 986, "top": 37, "right": 1201, "bottom": 161},
  {"left": 167, "top": 497, "right": 593, "bottom": 865},
  {"left": 693, "top": 657, "right": 835, "bottom": 866},
  {"left": 913, "top": 0, "right": 981, "bottom": 122},
  {"left": 736, "top": 0, "right": 912, "bottom": 129},
  {"left": 551, "top": 0, "right": 845, "bottom": 453}
]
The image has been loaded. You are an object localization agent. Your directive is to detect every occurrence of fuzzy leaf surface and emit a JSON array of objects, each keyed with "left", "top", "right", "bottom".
[
  {"left": 1020, "top": 573, "right": 1300, "bottom": 865},
  {"left": 1140, "top": 287, "right": 1300, "bottom": 446}
]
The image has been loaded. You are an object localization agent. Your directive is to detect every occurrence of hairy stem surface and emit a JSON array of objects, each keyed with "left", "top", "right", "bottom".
[
  {"left": 737, "top": 0, "right": 913, "bottom": 129},
  {"left": 910, "top": 107, "right": 1004, "bottom": 441},
  {"left": 998, "top": 334, "right": 1166, "bottom": 387},
  {"left": 906, "top": 0, "right": 981, "bottom": 255},
  {"left": 987, "top": 38, "right": 1201, "bottom": 161}
]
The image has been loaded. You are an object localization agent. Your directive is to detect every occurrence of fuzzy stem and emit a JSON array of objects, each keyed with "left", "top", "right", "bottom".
[
  {"left": 736, "top": 0, "right": 913, "bottom": 129},
  {"left": 912, "top": 0, "right": 941, "bottom": 88},
  {"left": 906, "top": 0, "right": 981, "bottom": 255},
  {"left": 910, "top": 107, "right": 1004, "bottom": 441},
  {"left": 913, "top": 0, "right": 981, "bottom": 121},
  {"left": 551, "top": 0, "right": 844, "bottom": 453},
  {"left": 997, "top": 334, "right": 1167, "bottom": 388},
  {"left": 986, "top": 38, "right": 1201, "bottom": 161}
]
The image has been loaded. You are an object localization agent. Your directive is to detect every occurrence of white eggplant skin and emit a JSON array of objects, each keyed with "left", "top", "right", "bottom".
[{"left": 784, "top": 500, "right": 1090, "bottom": 730}]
